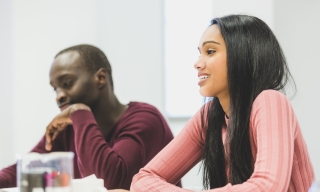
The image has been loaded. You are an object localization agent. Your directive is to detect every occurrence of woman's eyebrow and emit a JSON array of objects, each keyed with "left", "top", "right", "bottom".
[
  {"left": 202, "top": 40, "right": 220, "bottom": 46},
  {"left": 198, "top": 40, "right": 221, "bottom": 50}
]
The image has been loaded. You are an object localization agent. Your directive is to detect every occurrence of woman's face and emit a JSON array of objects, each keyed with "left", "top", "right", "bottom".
[{"left": 194, "top": 24, "right": 229, "bottom": 99}]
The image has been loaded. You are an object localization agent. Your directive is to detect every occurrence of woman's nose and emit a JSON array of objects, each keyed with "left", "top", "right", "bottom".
[{"left": 194, "top": 58, "right": 205, "bottom": 70}]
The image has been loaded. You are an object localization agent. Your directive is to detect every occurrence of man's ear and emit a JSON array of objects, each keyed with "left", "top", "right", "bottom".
[{"left": 95, "top": 68, "right": 109, "bottom": 89}]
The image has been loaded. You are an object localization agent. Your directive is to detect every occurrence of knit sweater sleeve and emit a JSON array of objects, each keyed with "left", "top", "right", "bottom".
[
  {"left": 130, "top": 108, "right": 205, "bottom": 192},
  {"left": 0, "top": 164, "right": 17, "bottom": 188},
  {"left": 70, "top": 108, "right": 173, "bottom": 190},
  {"left": 130, "top": 90, "right": 308, "bottom": 191}
]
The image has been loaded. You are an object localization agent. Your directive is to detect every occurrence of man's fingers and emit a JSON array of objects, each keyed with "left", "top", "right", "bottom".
[
  {"left": 66, "top": 118, "right": 73, "bottom": 125},
  {"left": 45, "top": 124, "right": 53, "bottom": 151},
  {"left": 45, "top": 123, "right": 57, "bottom": 151},
  {"left": 45, "top": 134, "right": 52, "bottom": 151},
  {"left": 51, "top": 120, "right": 71, "bottom": 140},
  {"left": 45, "top": 143, "right": 52, "bottom": 151},
  {"left": 52, "top": 118, "right": 72, "bottom": 128},
  {"left": 45, "top": 116, "right": 72, "bottom": 151},
  {"left": 52, "top": 130, "right": 60, "bottom": 141}
]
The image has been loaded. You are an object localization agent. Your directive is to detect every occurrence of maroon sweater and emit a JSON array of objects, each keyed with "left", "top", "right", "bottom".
[{"left": 0, "top": 102, "right": 179, "bottom": 190}]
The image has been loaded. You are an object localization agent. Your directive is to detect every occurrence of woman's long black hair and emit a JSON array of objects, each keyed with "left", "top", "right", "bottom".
[{"left": 201, "top": 15, "right": 295, "bottom": 189}]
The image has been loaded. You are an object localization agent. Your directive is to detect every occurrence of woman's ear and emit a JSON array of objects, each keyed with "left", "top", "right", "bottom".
[{"left": 95, "top": 68, "right": 108, "bottom": 89}]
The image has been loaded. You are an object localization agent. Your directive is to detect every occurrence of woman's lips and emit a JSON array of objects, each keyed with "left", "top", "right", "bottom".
[{"left": 198, "top": 75, "right": 209, "bottom": 85}]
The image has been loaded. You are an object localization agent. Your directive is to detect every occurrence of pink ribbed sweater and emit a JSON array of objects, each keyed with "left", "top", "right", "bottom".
[{"left": 130, "top": 90, "right": 315, "bottom": 191}]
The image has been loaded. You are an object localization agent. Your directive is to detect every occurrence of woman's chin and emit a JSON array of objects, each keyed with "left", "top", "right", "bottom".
[{"left": 199, "top": 89, "right": 214, "bottom": 97}]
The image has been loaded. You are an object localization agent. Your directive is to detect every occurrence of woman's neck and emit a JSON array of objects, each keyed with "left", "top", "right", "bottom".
[{"left": 218, "top": 94, "right": 230, "bottom": 117}]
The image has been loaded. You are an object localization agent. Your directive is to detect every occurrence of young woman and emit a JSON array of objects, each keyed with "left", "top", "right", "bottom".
[{"left": 130, "top": 15, "right": 315, "bottom": 191}]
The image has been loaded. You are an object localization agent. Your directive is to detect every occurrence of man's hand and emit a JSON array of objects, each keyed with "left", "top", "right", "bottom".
[{"left": 45, "top": 103, "right": 91, "bottom": 151}]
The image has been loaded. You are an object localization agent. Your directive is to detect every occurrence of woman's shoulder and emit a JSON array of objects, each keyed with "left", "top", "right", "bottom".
[
  {"left": 250, "top": 89, "right": 298, "bottom": 136},
  {"left": 257, "top": 89, "right": 287, "bottom": 98},
  {"left": 250, "top": 89, "right": 297, "bottom": 126},
  {"left": 251, "top": 89, "right": 294, "bottom": 119},
  {"left": 253, "top": 89, "right": 289, "bottom": 106}
]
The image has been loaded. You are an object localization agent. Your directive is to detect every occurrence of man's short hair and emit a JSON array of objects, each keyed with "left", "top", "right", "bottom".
[{"left": 55, "top": 44, "right": 114, "bottom": 89}]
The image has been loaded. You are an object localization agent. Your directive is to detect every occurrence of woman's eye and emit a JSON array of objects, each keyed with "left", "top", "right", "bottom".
[{"left": 207, "top": 49, "right": 216, "bottom": 54}]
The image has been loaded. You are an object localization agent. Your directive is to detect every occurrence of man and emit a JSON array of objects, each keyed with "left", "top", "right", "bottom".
[{"left": 0, "top": 44, "right": 179, "bottom": 190}]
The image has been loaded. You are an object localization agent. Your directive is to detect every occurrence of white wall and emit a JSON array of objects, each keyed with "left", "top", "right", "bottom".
[
  {"left": 0, "top": 0, "right": 319, "bottom": 190},
  {"left": 0, "top": 0, "right": 14, "bottom": 168},
  {"left": 94, "top": 0, "right": 165, "bottom": 112},
  {"left": 273, "top": 0, "right": 320, "bottom": 180}
]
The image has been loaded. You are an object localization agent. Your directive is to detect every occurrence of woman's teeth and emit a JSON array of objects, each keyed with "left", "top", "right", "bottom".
[{"left": 199, "top": 75, "right": 209, "bottom": 80}]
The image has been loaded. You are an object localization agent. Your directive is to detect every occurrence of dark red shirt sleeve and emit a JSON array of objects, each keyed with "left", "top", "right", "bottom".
[{"left": 70, "top": 109, "right": 173, "bottom": 190}]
